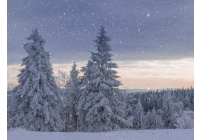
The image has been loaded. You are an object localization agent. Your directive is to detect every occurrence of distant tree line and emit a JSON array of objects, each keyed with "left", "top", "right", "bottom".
[{"left": 124, "top": 87, "right": 194, "bottom": 130}]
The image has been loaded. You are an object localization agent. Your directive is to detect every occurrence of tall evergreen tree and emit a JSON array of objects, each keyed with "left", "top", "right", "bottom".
[
  {"left": 7, "top": 28, "right": 64, "bottom": 132},
  {"left": 77, "top": 26, "right": 131, "bottom": 132}
]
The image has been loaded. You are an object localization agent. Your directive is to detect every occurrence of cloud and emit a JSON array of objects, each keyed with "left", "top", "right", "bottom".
[
  {"left": 7, "top": 0, "right": 193, "bottom": 65},
  {"left": 115, "top": 57, "right": 194, "bottom": 89},
  {"left": 7, "top": 57, "right": 193, "bottom": 89}
]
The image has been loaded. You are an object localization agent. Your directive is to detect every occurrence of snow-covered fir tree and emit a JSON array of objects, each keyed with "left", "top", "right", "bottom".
[
  {"left": 173, "top": 101, "right": 184, "bottom": 118},
  {"left": 63, "top": 61, "right": 81, "bottom": 131},
  {"left": 132, "top": 99, "right": 144, "bottom": 130},
  {"left": 126, "top": 93, "right": 137, "bottom": 117},
  {"left": 161, "top": 93, "right": 178, "bottom": 129},
  {"left": 143, "top": 111, "right": 149, "bottom": 130},
  {"left": 7, "top": 28, "right": 64, "bottom": 132},
  {"left": 156, "top": 114, "right": 163, "bottom": 129},
  {"left": 77, "top": 26, "right": 131, "bottom": 132},
  {"left": 144, "top": 107, "right": 156, "bottom": 129},
  {"left": 183, "top": 92, "right": 191, "bottom": 109}
]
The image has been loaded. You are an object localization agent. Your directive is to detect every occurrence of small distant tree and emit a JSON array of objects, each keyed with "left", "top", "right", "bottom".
[
  {"left": 55, "top": 70, "right": 69, "bottom": 89},
  {"left": 7, "top": 82, "right": 17, "bottom": 91},
  {"left": 132, "top": 99, "right": 144, "bottom": 130},
  {"left": 156, "top": 114, "right": 163, "bottom": 129},
  {"left": 126, "top": 93, "right": 137, "bottom": 117},
  {"left": 147, "top": 108, "right": 157, "bottom": 129},
  {"left": 143, "top": 111, "right": 150, "bottom": 129},
  {"left": 161, "top": 93, "right": 178, "bottom": 129},
  {"left": 174, "top": 101, "right": 184, "bottom": 117}
]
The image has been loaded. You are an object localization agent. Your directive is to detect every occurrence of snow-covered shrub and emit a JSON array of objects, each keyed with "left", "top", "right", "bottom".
[
  {"left": 7, "top": 83, "right": 17, "bottom": 91},
  {"left": 55, "top": 70, "right": 69, "bottom": 88},
  {"left": 127, "top": 116, "right": 134, "bottom": 125},
  {"left": 176, "top": 113, "right": 194, "bottom": 129}
]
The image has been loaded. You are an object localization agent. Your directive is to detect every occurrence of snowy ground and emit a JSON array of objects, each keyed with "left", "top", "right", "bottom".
[{"left": 7, "top": 128, "right": 194, "bottom": 140}]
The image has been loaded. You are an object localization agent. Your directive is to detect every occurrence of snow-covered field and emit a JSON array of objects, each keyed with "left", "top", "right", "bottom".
[{"left": 7, "top": 128, "right": 194, "bottom": 140}]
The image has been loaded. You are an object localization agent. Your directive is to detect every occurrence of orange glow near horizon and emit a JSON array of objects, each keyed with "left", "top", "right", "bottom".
[{"left": 7, "top": 57, "right": 194, "bottom": 89}]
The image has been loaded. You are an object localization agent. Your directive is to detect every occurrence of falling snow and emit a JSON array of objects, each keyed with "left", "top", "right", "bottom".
[{"left": 7, "top": 1, "right": 194, "bottom": 138}]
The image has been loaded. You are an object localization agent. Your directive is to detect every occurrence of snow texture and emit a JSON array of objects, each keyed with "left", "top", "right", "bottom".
[{"left": 7, "top": 128, "right": 194, "bottom": 140}]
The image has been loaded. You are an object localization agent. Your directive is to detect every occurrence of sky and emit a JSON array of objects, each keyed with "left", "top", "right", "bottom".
[{"left": 7, "top": 0, "right": 194, "bottom": 89}]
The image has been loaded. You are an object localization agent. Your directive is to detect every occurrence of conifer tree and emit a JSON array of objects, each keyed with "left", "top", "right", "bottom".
[
  {"left": 174, "top": 101, "right": 184, "bottom": 117},
  {"left": 77, "top": 26, "right": 131, "bottom": 132},
  {"left": 156, "top": 114, "right": 163, "bottom": 129},
  {"left": 132, "top": 99, "right": 144, "bottom": 130},
  {"left": 64, "top": 61, "right": 80, "bottom": 131},
  {"left": 146, "top": 107, "right": 157, "bottom": 129},
  {"left": 7, "top": 28, "right": 64, "bottom": 132},
  {"left": 161, "top": 93, "right": 178, "bottom": 129},
  {"left": 126, "top": 93, "right": 137, "bottom": 117},
  {"left": 143, "top": 111, "right": 150, "bottom": 129}
]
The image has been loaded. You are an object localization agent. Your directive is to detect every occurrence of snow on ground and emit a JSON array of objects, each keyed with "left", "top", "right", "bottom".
[{"left": 7, "top": 128, "right": 194, "bottom": 140}]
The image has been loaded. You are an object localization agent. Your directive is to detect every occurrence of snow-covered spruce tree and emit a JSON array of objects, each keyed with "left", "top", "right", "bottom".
[
  {"left": 173, "top": 101, "right": 184, "bottom": 118},
  {"left": 77, "top": 26, "right": 131, "bottom": 132},
  {"left": 126, "top": 93, "right": 137, "bottom": 118},
  {"left": 147, "top": 108, "right": 156, "bottom": 129},
  {"left": 7, "top": 28, "right": 64, "bottom": 132},
  {"left": 132, "top": 99, "right": 144, "bottom": 130},
  {"left": 63, "top": 61, "right": 81, "bottom": 131},
  {"left": 143, "top": 111, "right": 150, "bottom": 130},
  {"left": 161, "top": 93, "right": 178, "bottom": 129},
  {"left": 156, "top": 114, "right": 163, "bottom": 129}
]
